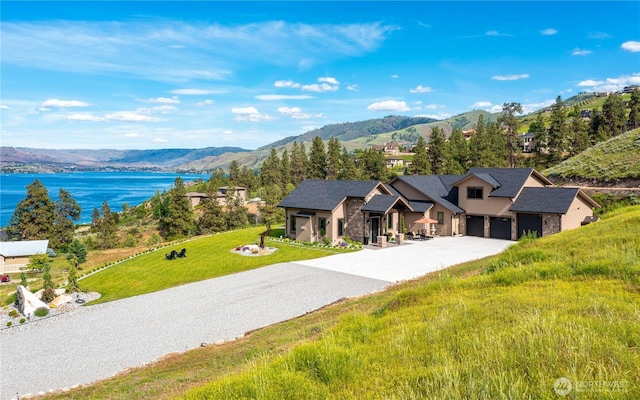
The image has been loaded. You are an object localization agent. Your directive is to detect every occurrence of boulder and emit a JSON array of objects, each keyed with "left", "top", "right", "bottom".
[
  {"left": 50, "top": 294, "right": 73, "bottom": 307},
  {"left": 17, "top": 285, "right": 50, "bottom": 318}
]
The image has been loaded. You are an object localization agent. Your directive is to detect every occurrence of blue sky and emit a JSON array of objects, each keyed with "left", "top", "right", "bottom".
[{"left": 1, "top": 1, "right": 639, "bottom": 150}]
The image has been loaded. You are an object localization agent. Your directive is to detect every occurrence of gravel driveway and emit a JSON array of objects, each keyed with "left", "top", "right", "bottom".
[{"left": 0, "top": 237, "right": 512, "bottom": 399}]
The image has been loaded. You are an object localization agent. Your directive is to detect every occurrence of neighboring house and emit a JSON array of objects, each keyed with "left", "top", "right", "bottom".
[
  {"left": 278, "top": 168, "right": 600, "bottom": 244},
  {"left": 385, "top": 158, "right": 405, "bottom": 169},
  {"left": 0, "top": 240, "right": 49, "bottom": 273},
  {"left": 278, "top": 180, "right": 411, "bottom": 245},
  {"left": 185, "top": 186, "right": 247, "bottom": 208},
  {"left": 519, "top": 132, "right": 536, "bottom": 153}
]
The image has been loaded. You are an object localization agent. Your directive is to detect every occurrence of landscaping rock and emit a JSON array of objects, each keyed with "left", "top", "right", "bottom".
[{"left": 17, "top": 285, "right": 50, "bottom": 318}]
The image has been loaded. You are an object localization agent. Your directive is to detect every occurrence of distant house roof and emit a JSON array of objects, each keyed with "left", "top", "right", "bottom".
[
  {"left": 0, "top": 240, "right": 49, "bottom": 257},
  {"left": 453, "top": 168, "right": 553, "bottom": 198},
  {"left": 185, "top": 192, "right": 208, "bottom": 198},
  {"left": 278, "top": 180, "right": 384, "bottom": 211},
  {"left": 510, "top": 187, "right": 600, "bottom": 214},
  {"left": 390, "top": 175, "right": 464, "bottom": 214}
]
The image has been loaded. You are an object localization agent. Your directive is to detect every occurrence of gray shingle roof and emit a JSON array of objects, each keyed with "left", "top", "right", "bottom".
[
  {"left": 456, "top": 168, "right": 552, "bottom": 198},
  {"left": 0, "top": 240, "right": 49, "bottom": 257},
  {"left": 278, "top": 179, "right": 382, "bottom": 211},
  {"left": 362, "top": 195, "right": 410, "bottom": 213},
  {"left": 391, "top": 175, "right": 464, "bottom": 214},
  {"left": 407, "top": 201, "right": 434, "bottom": 213},
  {"left": 510, "top": 187, "right": 581, "bottom": 214}
]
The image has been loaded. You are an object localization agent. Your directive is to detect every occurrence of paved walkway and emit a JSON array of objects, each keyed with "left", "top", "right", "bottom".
[{"left": 0, "top": 237, "right": 513, "bottom": 399}]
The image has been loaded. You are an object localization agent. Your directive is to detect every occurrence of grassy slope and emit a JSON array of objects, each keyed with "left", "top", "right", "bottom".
[
  {"left": 80, "top": 227, "right": 358, "bottom": 304},
  {"left": 544, "top": 128, "right": 640, "bottom": 180},
  {"left": 42, "top": 206, "right": 640, "bottom": 399}
]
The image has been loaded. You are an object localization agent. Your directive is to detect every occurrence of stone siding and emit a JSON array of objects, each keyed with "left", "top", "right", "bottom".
[
  {"left": 542, "top": 214, "right": 561, "bottom": 237},
  {"left": 344, "top": 199, "right": 366, "bottom": 242}
]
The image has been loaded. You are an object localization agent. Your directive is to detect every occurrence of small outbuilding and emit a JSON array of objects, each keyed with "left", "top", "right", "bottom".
[{"left": 0, "top": 240, "right": 49, "bottom": 274}]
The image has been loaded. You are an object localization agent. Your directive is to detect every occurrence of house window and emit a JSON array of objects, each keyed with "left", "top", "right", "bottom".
[
  {"left": 467, "top": 187, "right": 483, "bottom": 199},
  {"left": 338, "top": 219, "right": 344, "bottom": 236},
  {"left": 437, "top": 211, "right": 444, "bottom": 224},
  {"left": 290, "top": 216, "right": 296, "bottom": 234},
  {"left": 319, "top": 218, "right": 327, "bottom": 236},
  {"left": 387, "top": 214, "right": 394, "bottom": 229}
]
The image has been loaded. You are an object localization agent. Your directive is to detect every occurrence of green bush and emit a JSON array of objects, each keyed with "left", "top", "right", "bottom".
[
  {"left": 34, "top": 307, "right": 49, "bottom": 317},
  {"left": 8, "top": 309, "right": 18, "bottom": 318},
  {"left": 19, "top": 318, "right": 26, "bottom": 324},
  {"left": 6, "top": 321, "right": 11, "bottom": 327}
]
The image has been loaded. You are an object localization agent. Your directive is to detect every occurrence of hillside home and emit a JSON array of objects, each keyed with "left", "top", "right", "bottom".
[
  {"left": 519, "top": 132, "right": 536, "bottom": 153},
  {"left": 278, "top": 168, "right": 599, "bottom": 244},
  {"left": 0, "top": 240, "right": 49, "bottom": 273},
  {"left": 186, "top": 186, "right": 247, "bottom": 208},
  {"left": 278, "top": 180, "right": 411, "bottom": 245}
]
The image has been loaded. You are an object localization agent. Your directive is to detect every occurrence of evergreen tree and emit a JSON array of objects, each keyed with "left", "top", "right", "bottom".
[
  {"left": 338, "top": 146, "right": 359, "bottom": 180},
  {"left": 308, "top": 136, "right": 327, "bottom": 179},
  {"left": 588, "top": 109, "right": 605, "bottom": 144},
  {"left": 428, "top": 126, "right": 448, "bottom": 174},
  {"left": 224, "top": 187, "right": 249, "bottom": 229},
  {"left": 629, "top": 88, "right": 640, "bottom": 130},
  {"left": 280, "top": 148, "right": 292, "bottom": 187},
  {"left": 470, "top": 114, "right": 489, "bottom": 167},
  {"left": 408, "top": 136, "right": 431, "bottom": 175},
  {"left": 260, "top": 148, "right": 282, "bottom": 188},
  {"left": 238, "top": 166, "right": 258, "bottom": 194},
  {"left": 498, "top": 102, "right": 523, "bottom": 168},
  {"left": 161, "top": 177, "right": 194, "bottom": 240},
  {"left": 228, "top": 160, "right": 241, "bottom": 186},
  {"left": 207, "top": 168, "right": 228, "bottom": 193},
  {"left": 91, "top": 207, "right": 101, "bottom": 227},
  {"left": 290, "top": 141, "right": 308, "bottom": 185},
  {"left": 258, "top": 183, "right": 285, "bottom": 226},
  {"left": 547, "top": 96, "right": 569, "bottom": 162},
  {"left": 68, "top": 239, "right": 88, "bottom": 265},
  {"left": 52, "top": 188, "right": 81, "bottom": 250},
  {"left": 197, "top": 188, "right": 226, "bottom": 234},
  {"left": 602, "top": 94, "right": 626, "bottom": 137},
  {"left": 326, "top": 137, "right": 342, "bottom": 180},
  {"left": 66, "top": 259, "right": 81, "bottom": 294},
  {"left": 446, "top": 128, "right": 469, "bottom": 174},
  {"left": 529, "top": 112, "right": 547, "bottom": 153},
  {"left": 486, "top": 121, "right": 509, "bottom": 167},
  {"left": 570, "top": 104, "right": 590, "bottom": 155},
  {"left": 6, "top": 179, "right": 55, "bottom": 241},
  {"left": 359, "top": 148, "right": 387, "bottom": 181},
  {"left": 95, "top": 201, "right": 119, "bottom": 249}
]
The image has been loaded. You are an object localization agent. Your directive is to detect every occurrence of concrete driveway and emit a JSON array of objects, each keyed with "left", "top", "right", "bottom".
[
  {"left": 296, "top": 236, "right": 514, "bottom": 282},
  {"left": 0, "top": 236, "right": 513, "bottom": 399}
]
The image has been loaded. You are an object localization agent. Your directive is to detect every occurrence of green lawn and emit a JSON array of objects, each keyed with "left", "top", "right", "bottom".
[{"left": 80, "top": 226, "right": 357, "bottom": 304}]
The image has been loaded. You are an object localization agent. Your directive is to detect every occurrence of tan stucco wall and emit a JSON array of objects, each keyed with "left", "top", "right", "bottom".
[
  {"left": 1, "top": 255, "right": 30, "bottom": 273},
  {"left": 561, "top": 196, "right": 594, "bottom": 231},
  {"left": 390, "top": 180, "right": 427, "bottom": 201},
  {"left": 456, "top": 176, "right": 514, "bottom": 216}
]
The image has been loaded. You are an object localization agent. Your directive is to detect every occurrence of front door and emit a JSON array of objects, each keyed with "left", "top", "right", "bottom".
[{"left": 370, "top": 217, "right": 380, "bottom": 244}]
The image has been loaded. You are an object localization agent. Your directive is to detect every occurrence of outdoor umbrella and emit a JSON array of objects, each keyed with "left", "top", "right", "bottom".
[{"left": 414, "top": 217, "right": 438, "bottom": 236}]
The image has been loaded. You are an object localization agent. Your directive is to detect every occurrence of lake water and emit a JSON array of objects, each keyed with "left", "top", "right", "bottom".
[{"left": 0, "top": 172, "right": 210, "bottom": 228}]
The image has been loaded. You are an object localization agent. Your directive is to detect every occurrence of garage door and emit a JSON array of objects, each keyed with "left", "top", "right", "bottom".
[
  {"left": 490, "top": 217, "right": 512, "bottom": 240},
  {"left": 517, "top": 213, "right": 542, "bottom": 238},
  {"left": 466, "top": 215, "right": 484, "bottom": 237}
]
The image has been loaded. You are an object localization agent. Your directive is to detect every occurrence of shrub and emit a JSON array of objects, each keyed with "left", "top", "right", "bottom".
[
  {"left": 34, "top": 307, "right": 49, "bottom": 317},
  {"left": 19, "top": 318, "right": 26, "bottom": 324},
  {"left": 41, "top": 288, "right": 56, "bottom": 303},
  {"left": 8, "top": 309, "right": 18, "bottom": 318},
  {"left": 6, "top": 321, "right": 11, "bottom": 327}
]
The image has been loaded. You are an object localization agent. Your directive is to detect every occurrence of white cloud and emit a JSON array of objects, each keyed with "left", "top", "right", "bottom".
[
  {"left": 195, "top": 99, "right": 214, "bottom": 107},
  {"left": 572, "top": 48, "right": 592, "bottom": 56},
  {"left": 277, "top": 106, "right": 323, "bottom": 120},
  {"left": 0, "top": 104, "right": 9, "bottom": 110},
  {"left": 424, "top": 104, "right": 445, "bottom": 109},
  {"left": 223, "top": 130, "right": 233, "bottom": 135},
  {"left": 255, "top": 94, "right": 314, "bottom": 101},
  {"left": 146, "top": 97, "right": 180, "bottom": 104},
  {"left": 153, "top": 138, "right": 169, "bottom": 143},
  {"left": 65, "top": 113, "right": 105, "bottom": 122},
  {"left": 486, "top": 30, "right": 500, "bottom": 36},
  {"left": 124, "top": 132, "right": 145, "bottom": 137},
  {"left": 621, "top": 41, "right": 640, "bottom": 52},
  {"left": 153, "top": 105, "right": 178, "bottom": 114},
  {"left": 541, "top": 28, "right": 558, "bottom": 36},
  {"left": 41, "top": 99, "right": 89, "bottom": 108},
  {"left": 409, "top": 85, "right": 433, "bottom": 93},
  {"left": 417, "top": 112, "right": 451, "bottom": 120},
  {"left": 302, "top": 83, "right": 339, "bottom": 92},
  {"left": 587, "top": 32, "right": 611, "bottom": 39},
  {"left": 391, "top": 74, "right": 399, "bottom": 79},
  {"left": 105, "top": 109, "right": 161, "bottom": 122},
  {"left": 318, "top": 77, "right": 339, "bottom": 85},
  {"left": 231, "top": 106, "right": 275, "bottom": 122},
  {"left": 577, "top": 73, "right": 640, "bottom": 92},
  {"left": 492, "top": 74, "right": 530, "bottom": 81},
  {"left": 347, "top": 84, "right": 358, "bottom": 91},
  {"left": 171, "top": 89, "right": 225, "bottom": 95},
  {"left": 521, "top": 99, "right": 555, "bottom": 114},
  {"left": 274, "top": 80, "right": 301, "bottom": 89},
  {"left": 471, "top": 101, "right": 493, "bottom": 108},
  {"left": 367, "top": 100, "right": 410, "bottom": 112}
]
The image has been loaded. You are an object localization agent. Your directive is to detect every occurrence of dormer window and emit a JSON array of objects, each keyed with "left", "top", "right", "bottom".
[{"left": 467, "top": 187, "right": 483, "bottom": 199}]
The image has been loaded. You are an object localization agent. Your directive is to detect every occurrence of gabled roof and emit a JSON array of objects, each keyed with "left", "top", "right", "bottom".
[
  {"left": 0, "top": 240, "right": 49, "bottom": 257},
  {"left": 390, "top": 175, "right": 464, "bottom": 214},
  {"left": 362, "top": 194, "right": 412, "bottom": 214},
  {"left": 510, "top": 187, "right": 600, "bottom": 214},
  {"left": 453, "top": 168, "right": 553, "bottom": 198},
  {"left": 407, "top": 201, "right": 434, "bottom": 213},
  {"left": 277, "top": 179, "right": 383, "bottom": 211}
]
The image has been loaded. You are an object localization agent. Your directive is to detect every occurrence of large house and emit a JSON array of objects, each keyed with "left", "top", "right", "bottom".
[
  {"left": 0, "top": 240, "right": 49, "bottom": 273},
  {"left": 278, "top": 168, "right": 599, "bottom": 244},
  {"left": 185, "top": 186, "right": 247, "bottom": 208}
]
